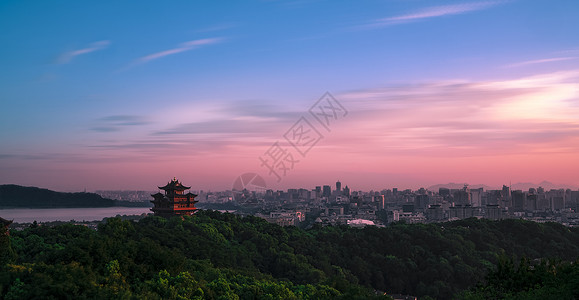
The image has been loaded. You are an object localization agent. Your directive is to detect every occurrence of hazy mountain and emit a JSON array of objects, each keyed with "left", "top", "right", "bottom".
[
  {"left": 428, "top": 181, "right": 578, "bottom": 192},
  {"left": 0, "top": 184, "right": 115, "bottom": 208},
  {"left": 427, "top": 183, "right": 493, "bottom": 191},
  {"left": 510, "top": 181, "right": 578, "bottom": 191}
]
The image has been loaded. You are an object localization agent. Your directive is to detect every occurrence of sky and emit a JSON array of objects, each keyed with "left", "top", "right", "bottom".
[{"left": 1, "top": 0, "right": 579, "bottom": 192}]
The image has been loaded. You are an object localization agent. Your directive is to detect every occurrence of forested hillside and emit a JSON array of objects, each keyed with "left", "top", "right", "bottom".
[
  {"left": 0, "top": 185, "right": 114, "bottom": 208},
  {"left": 1, "top": 211, "right": 579, "bottom": 299}
]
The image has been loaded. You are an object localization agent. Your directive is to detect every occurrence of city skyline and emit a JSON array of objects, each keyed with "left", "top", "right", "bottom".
[{"left": 1, "top": 1, "right": 579, "bottom": 192}]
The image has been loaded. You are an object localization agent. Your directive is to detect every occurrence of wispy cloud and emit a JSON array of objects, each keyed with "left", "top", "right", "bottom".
[
  {"left": 154, "top": 120, "right": 274, "bottom": 136},
  {"left": 504, "top": 57, "right": 578, "bottom": 68},
  {"left": 554, "top": 47, "right": 579, "bottom": 55},
  {"left": 57, "top": 40, "right": 110, "bottom": 64},
  {"left": 131, "top": 37, "right": 223, "bottom": 67},
  {"left": 90, "top": 115, "right": 151, "bottom": 132},
  {"left": 0, "top": 153, "right": 83, "bottom": 161},
  {"left": 151, "top": 100, "right": 302, "bottom": 141},
  {"left": 196, "top": 23, "right": 238, "bottom": 33},
  {"left": 359, "top": 1, "right": 503, "bottom": 29},
  {"left": 339, "top": 70, "right": 579, "bottom": 157}
]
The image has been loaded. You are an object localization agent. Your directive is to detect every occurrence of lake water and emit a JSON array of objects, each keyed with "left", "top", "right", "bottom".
[{"left": 0, "top": 207, "right": 152, "bottom": 223}]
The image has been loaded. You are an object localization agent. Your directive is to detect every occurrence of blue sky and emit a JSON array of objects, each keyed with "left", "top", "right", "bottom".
[{"left": 1, "top": 0, "right": 579, "bottom": 191}]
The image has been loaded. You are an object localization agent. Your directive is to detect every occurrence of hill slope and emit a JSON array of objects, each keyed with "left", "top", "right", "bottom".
[
  {"left": 2, "top": 212, "right": 579, "bottom": 299},
  {"left": 0, "top": 184, "right": 114, "bottom": 208}
]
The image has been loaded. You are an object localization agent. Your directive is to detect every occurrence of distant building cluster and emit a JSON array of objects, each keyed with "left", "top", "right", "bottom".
[
  {"left": 204, "top": 181, "right": 579, "bottom": 227},
  {"left": 95, "top": 190, "right": 157, "bottom": 202}
]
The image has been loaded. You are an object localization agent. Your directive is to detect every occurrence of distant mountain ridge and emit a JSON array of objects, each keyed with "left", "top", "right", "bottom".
[
  {"left": 509, "top": 181, "right": 578, "bottom": 191},
  {"left": 428, "top": 181, "right": 578, "bottom": 192},
  {"left": 427, "top": 183, "right": 493, "bottom": 191},
  {"left": 0, "top": 184, "right": 115, "bottom": 208}
]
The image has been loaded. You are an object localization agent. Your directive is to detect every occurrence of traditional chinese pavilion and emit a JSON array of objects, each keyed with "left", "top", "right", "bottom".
[{"left": 151, "top": 178, "right": 199, "bottom": 217}]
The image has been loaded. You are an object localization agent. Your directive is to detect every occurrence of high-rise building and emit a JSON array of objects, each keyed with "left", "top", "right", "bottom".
[
  {"left": 548, "top": 189, "right": 565, "bottom": 211},
  {"left": 374, "top": 194, "right": 385, "bottom": 210},
  {"left": 315, "top": 186, "right": 322, "bottom": 198},
  {"left": 265, "top": 189, "right": 274, "bottom": 201},
  {"left": 526, "top": 194, "right": 537, "bottom": 211},
  {"left": 298, "top": 188, "right": 309, "bottom": 200},
  {"left": 449, "top": 204, "right": 473, "bottom": 219},
  {"left": 415, "top": 194, "right": 429, "bottom": 210},
  {"left": 288, "top": 189, "right": 298, "bottom": 201},
  {"left": 502, "top": 185, "right": 511, "bottom": 208},
  {"left": 537, "top": 194, "right": 550, "bottom": 211},
  {"left": 484, "top": 190, "right": 501, "bottom": 206},
  {"left": 470, "top": 188, "right": 483, "bottom": 207},
  {"left": 336, "top": 181, "right": 342, "bottom": 192},
  {"left": 570, "top": 191, "right": 579, "bottom": 210},
  {"left": 552, "top": 196, "right": 565, "bottom": 211},
  {"left": 453, "top": 189, "right": 470, "bottom": 205},
  {"left": 485, "top": 204, "right": 502, "bottom": 220},
  {"left": 511, "top": 190, "right": 525, "bottom": 211},
  {"left": 426, "top": 204, "right": 445, "bottom": 222},
  {"left": 322, "top": 185, "right": 331, "bottom": 197},
  {"left": 343, "top": 185, "right": 350, "bottom": 197},
  {"left": 402, "top": 203, "right": 414, "bottom": 213}
]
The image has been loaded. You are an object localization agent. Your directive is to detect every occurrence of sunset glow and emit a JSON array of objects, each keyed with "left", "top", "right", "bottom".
[{"left": 1, "top": 1, "right": 578, "bottom": 191}]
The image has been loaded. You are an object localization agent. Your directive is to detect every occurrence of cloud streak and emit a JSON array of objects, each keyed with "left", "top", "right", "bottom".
[
  {"left": 504, "top": 57, "right": 578, "bottom": 68},
  {"left": 151, "top": 99, "right": 303, "bottom": 138},
  {"left": 338, "top": 70, "right": 579, "bottom": 157},
  {"left": 134, "top": 37, "right": 223, "bottom": 66},
  {"left": 57, "top": 40, "right": 110, "bottom": 64},
  {"left": 360, "top": 1, "right": 503, "bottom": 29},
  {"left": 90, "top": 115, "right": 151, "bottom": 132}
]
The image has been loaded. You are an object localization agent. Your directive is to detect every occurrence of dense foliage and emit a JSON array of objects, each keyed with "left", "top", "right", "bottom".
[
  {"left": 0, "top": 185, "right": 114, "bottom": 208},
  {"left": 459, "top": 257, "right": 579, "bottom": 299},
  {"left": 1, "top": 211, "right": 579, "bottom": 299}
]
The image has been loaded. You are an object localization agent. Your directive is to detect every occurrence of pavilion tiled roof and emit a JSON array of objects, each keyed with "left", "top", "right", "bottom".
[{"left": 158, "top": 177, "right": 191, "bottom": 191}]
